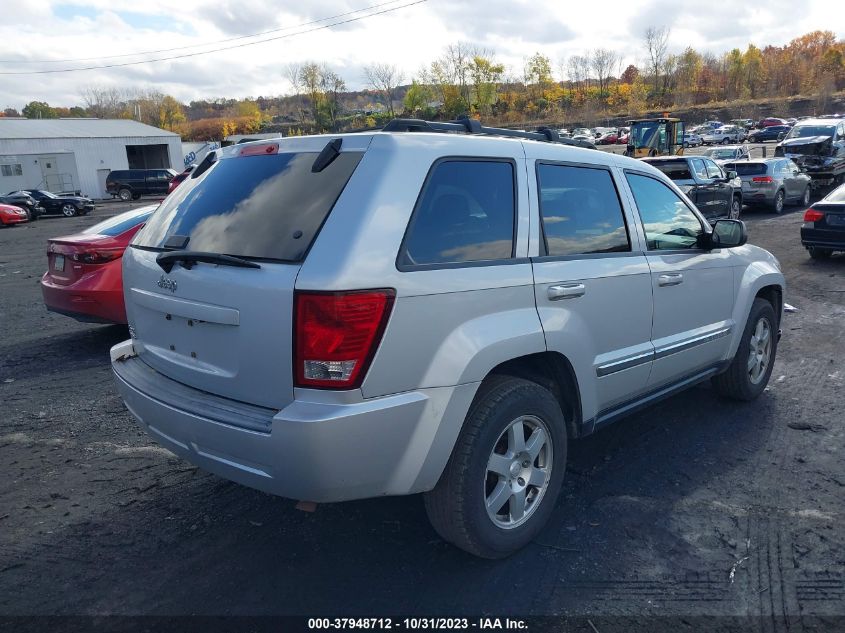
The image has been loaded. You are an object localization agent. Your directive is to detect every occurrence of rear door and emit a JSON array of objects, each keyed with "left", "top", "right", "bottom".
[
  {"left": 622, "top": 171, "right": 735, "bottom": 388},
  {"left": 531, "top": 161, "right": 653, "bottom": 411},
  {"left": 125, "top": 138, "right": 369, "bottom": 410},
  {"left": 146, "top": 170, "right": 171, "bottom": 195}
]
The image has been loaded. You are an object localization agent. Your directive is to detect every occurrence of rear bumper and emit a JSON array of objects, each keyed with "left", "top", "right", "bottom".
[
  {"left": 111, "top": 342, "right": 478, "bottom": 503},
  {"left": 41, "top": 273, "right": 127, "bottom": 324},
  {"left": 0, "top": 214, "right": 28, "bottom": 225},
  {"left": 801, "top": 227, "right": 845, "bottom": 251}
]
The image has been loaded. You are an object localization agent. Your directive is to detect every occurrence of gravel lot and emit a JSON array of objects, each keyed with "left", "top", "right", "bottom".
[{"left": 1, "top": 195, "right": 843, "bottom": 624}]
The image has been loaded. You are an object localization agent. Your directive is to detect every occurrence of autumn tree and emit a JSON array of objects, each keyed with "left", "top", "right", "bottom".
[
  {"left": 590, "top": 48, "right": 618, "bottom": 98},
  {"left": 644, "top": 26, "right": 670, "bottom": 96},
  {"left": 364, "top": 63, "right": 404, "bottom": 117}
]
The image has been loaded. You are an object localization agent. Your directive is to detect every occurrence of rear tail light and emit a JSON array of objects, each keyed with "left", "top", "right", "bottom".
[
  {"left": 803, "top": 208, "right": 824, "bottom": 222},
  {"left": 294, "top": 289, "right": 395, "bottom": 389},
  {"left": 239, "top": 143, "right": 279, "bottom": 157},
  {"left": 70, "top": 249, "right": 124, "bottom": 264},
  {"left": 752, "top": 176, "right": 774, "bottom": 183}
]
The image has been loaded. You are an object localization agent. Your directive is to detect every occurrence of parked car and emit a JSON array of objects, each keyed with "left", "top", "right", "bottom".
[
  {"left": 747, "top": 125, "right": 790, "bottom": 143},
  {"left": 757, "top": 117, "right": 788, "bottom": 128},
  {"left": 0, "top": 203, "right": 28, "bottom": 227},
  {"left": 41, "top": 205, "right": 157, "bottom": 324},
  {"left": 801, "top": 182, "right": 845, "bottom": 259},
  {"left": 106, "top": 169, "right": 179, "bottom": 201},
  {"left": 702, "top": 126, "right": 744, "bottom": 145},
  {"left": 683, "top": 132, "right": 703, "bottom": 147},
  {"left": 110, "top": 125, "right": 783, "bottom": 558},
  {"left": 775, "top": 118, "right": 845, "bottom": 191},
  {"left": 167, "top": 165, "right": 196, "bottom": 195},
  {"left": 642, "top": 155, "right": 743, "bottom": 221},
  {"left": 730, "top": 118, "right": 755, "bottom": 130},
  {"left": 20, "top": 189, "right": 94, "bottom": 217},
  {"left": 0, "top": 191, "right": 44, "bottom": 220},
  {"left": 702, "top": 145, "right": 750, "bottom": 165},
  {"left": 723, "top": 159, "right": 812, "bottom": 213},
  {"left": 597, "top": 132, "right": 619, "bottom": 145}
]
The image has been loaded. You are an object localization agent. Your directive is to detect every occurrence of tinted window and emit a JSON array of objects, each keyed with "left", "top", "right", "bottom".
[
  {"left": 725, "top": 162, "right": 767, "bottom": 176},
  {"left": 649, "top": 159, "right": 692, "bottom": 180},
  {"left": 626, "top": 173, "right": 703, "bottom": 250},
  {"left": 399, "top": 160, "right": 514, "bottom": 267},
  {"left": 786, "top": 125, "right": 836, "bottom": 139},
  {"left": 826, "top": 184, "right": 845, "bottom": 202},
  {"left": 83, "top": 206, "right": 155, "bottom": 236},
  {"left": 537, "top": 164, "right": 629, "bottom": 257},
  {"left": 134, "top": 150, "right": 363, "bottom": 262}
]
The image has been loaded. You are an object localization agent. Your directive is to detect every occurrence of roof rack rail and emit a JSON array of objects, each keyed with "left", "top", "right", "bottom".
[{"left": 381, "top": 116, "right": 597, "bottom": 150}]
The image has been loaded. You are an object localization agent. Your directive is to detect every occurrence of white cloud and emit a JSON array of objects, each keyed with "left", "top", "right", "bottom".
[{"left": 0, "top": 0, "right": 840, "bottom": 110}]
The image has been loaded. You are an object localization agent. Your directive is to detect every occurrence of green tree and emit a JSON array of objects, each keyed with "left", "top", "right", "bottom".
[
  {"left": 22, "top": 101, "right": 57, "bottom": 119},
  {"left": 524, "top": 52, "right": 553, "bottom": 100},
  {"left": 403, "top": 80, "right": 433, "bottom": 115},
  {"left": 469, "top": 55, "right": 504, "bottom": 114}
]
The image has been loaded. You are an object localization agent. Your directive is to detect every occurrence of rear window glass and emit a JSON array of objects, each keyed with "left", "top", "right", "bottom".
[
  {"left": 826, "top": 184, "right": 845, "bottom": 202},
  {"left": 398, "top": 160, "right": 515, "bottom": 267},
  {"left": 84, "top": 206, "right": 156, "bottom": 236},
  {"left": 133, "top": 150, "right": 363, "bottom": 262},
  {"left": 725, "top": 163, "right": 767, "bottom": 176},
  {"left": 649, "top": 160, "right": 692, "bottom": 180}
]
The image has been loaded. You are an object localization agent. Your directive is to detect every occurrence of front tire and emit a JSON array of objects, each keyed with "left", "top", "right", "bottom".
[
  {"left": 799, "top": 187, "right": 811, "bottom": 207},
  {"left": 712, "top": 298, "right": 778, "bottom": 401},
  {"left": 424, "top": 376, "right": 568, "bottom": 559},
  {"left": 118, "top": 188, "right": 132, "bottom": 202},
  {"left": 61, "top": 203, "right": 77, "bottom": 217},
  {"left": 730, "top": 196, "right": 742, "bottom": 219}
]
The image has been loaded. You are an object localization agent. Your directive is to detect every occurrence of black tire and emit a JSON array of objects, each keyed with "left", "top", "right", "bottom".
[
  {"left": 772, "top": 189, "right": 785, "bottom": 214},
  {"left": 808, "top": 247, "right": 832, "bottom": 260},
  {"left": 712, "top": 298, "right": 778, "bottom": 401},
  {"left": 132, "top": 193, "right": 141, "bottom": 200},
  {"left": 722, "top": 137, "right": 730, "bottom": 144},
  {"left": 424, "top": 376, "right": 568, "bottom": 559},
  {"left": 730, "top": 196, "right": 742, "bottom": 219},
  {"left": 61, "top": 203, "right": 78, "bottom": 217},
  {"left": 118, "top": 188, "right": 132, "bottom": 202},
  {"left": 799, "top": 187, "right": 811, "bottom": 207}
]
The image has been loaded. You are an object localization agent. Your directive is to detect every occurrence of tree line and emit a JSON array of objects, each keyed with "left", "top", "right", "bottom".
[{"left": 2, "top": 29, "right": 842, "bottom": 139}]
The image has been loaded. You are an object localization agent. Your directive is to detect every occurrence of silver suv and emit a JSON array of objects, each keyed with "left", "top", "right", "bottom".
[{"left": 111, "top": 119, "right": 785, "bottom": 558}]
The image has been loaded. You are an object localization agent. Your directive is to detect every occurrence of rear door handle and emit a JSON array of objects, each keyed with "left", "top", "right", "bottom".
[
  {"left": 658, "top": 273, "right": 684, "bottom": 287},
  {"left": 548, "top": 283, "right": 586, "bottom": 300}
]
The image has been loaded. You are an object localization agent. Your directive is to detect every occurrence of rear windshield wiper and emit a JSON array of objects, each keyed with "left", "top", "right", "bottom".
[{"left": 156, "top": 250, "right": 261, "bottom": 273}]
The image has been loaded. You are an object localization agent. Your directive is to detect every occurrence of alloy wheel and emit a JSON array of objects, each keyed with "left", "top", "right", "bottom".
[
  {"left": 61, "top": 204, "right": 77, "bottom": 217},
  {"left": 485, "top": 415, "right": 553, "bottom": 529},
  {"left": 774, "top": 191, "right": 784, "bottom": 214},
  {"left": 731, "top": 198, "right": 741, "bottom": 219},
  {"left": 747, "top": 317, "right": 772, "bottom": 385}
]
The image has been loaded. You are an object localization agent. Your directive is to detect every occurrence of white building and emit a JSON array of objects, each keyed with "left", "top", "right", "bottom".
[{"left": 0, "top": 118, "right": 182, "bottom": 200}]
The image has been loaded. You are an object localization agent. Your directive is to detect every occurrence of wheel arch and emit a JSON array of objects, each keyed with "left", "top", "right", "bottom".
[
  {"left": 728, "top": 268, "right": 785, "bottom": 359},
  {"left": 487, "top": 351, "right": 583, "bottom": 439}
]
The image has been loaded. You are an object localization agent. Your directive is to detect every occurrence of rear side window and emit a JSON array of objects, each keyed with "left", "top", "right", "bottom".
[
  {"left": 134, "top": 150, "right": 363, "bottom": 262},
  {"left": 537, "top": 164, "right": 629, "bottom": 257},
  {"left": 726, "top": 162, "right": 767, "bottom": 176},
  {"left": 649, "top": 160, "right": 692, "bottom": 180},
  {"left": 398, "top": 160, "right": 515, "bottom": 267}
]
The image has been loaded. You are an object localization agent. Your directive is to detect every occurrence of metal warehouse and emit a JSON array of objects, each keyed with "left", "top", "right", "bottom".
[{"left": 0, "top": 118, "right": 182, "bottom": 200}]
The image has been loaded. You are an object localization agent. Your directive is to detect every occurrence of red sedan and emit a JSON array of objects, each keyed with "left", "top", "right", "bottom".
[
  {"left": 0, "top": 203, "right": 29, "bottom": 226},
  {"left": 41, "top": 205, "right": 157, "bottom": 324}
]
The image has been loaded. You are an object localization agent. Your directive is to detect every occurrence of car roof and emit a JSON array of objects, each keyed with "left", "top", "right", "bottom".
[{"left": 792, "top": 118, "right": 840, "bottom": 126}]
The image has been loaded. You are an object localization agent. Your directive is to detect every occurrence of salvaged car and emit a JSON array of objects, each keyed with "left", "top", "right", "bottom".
[{"left": 775, "top": 118, "right": 845, "bottom": 190}]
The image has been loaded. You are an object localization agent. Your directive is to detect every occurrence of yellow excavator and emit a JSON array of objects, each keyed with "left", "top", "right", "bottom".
[{"left": 625, "top": 116, "right": 685, "bottom": 158}]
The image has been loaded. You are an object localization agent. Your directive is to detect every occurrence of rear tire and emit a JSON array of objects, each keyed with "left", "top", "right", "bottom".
[
  {"left": 808, "top": 247, "right": 832, "bottom": 260},
  {"left": 712, "top": 298, "right": 777, "bottom": 401},
  {"left": 424, "top": 376, "right": 568, "bottom": 559},
  {"left": 118, "top": 188, "right": 132, "bottom": 202},
  {"left": 773, "top": 189, "right": 785, "bottom": 214}
]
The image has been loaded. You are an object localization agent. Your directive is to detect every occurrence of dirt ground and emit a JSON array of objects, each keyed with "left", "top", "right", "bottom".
[{"left": 1, "top": 196, "right": 843, "bottom": 629}]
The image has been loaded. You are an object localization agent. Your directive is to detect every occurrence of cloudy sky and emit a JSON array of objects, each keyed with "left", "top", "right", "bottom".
[{"left": 0, "top": 0, "right": 841, "bottom": 110}]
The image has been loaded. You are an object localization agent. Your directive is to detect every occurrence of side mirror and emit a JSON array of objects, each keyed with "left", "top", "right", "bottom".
[
  {"left": 708, "top": 219, "right": 747, "bottom": 249},
  {"left": 726, "top": 170, "right": 738, "bottom": 179}
]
